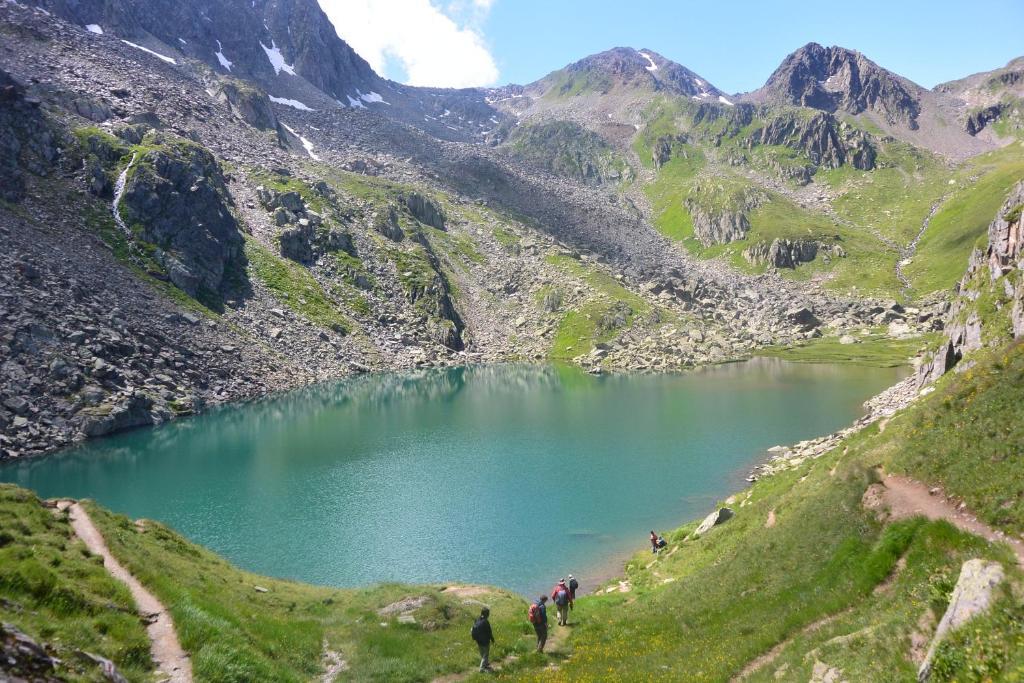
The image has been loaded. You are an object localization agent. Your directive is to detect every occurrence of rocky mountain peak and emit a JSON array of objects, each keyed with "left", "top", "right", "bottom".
[
  {"left": 540, "top": 47, "right": 724, "bottom": 101},
  {"left": 754, "top": 42, "right": 922, "bottom": 128}
]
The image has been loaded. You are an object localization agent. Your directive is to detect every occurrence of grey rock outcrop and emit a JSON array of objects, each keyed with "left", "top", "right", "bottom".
[
  {"left": 0, "top": 68, "right": 60, "bottom": 202},
  {"left": 374, "top": 206, "right": 405, "bottom": 242},
  {"left": 256, "top": 185, "right": 355, "bottom": 264},
  {"left": 212, "top": 79, "right": 278, "bottom": 131},
  {"left": 79, "top": 391, "right": 156, "bottom": 437},
  {"left": 748, "top": 110, "right": 876, "bottom": 170},
  {"left": 401, "top": 192, "right": 447, "bottom": 231},
  {"left": 965, "top": 102, "right": 1009, "bottom": 136},
  {"left": 918, "top": 559, "right": 1004, "bottom": 681},
  {"left": 744, "top": 239, "right": 846, "bottom": 269},
  {"left": 692, "top": 507, "right": 734, "bottom": 537},
  {"left": 687, "top": 206, "right": 749, "bottom": 246},
  {"left": 917, "top": 182, "right": 1024, "bottom": 387},
  {"left": 120, "top": 136, "right": 245, "bottom": 299},
  {"left": 0, "top": 623, "right": 62, "bottom": 683}
]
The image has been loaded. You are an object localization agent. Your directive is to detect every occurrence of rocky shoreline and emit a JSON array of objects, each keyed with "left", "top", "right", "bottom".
[{"left": 747, "top": 373, "right": 920, "bottom": 481}]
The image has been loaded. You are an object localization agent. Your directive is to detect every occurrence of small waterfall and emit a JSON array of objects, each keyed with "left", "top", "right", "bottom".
[{"left": 111, "top": 153, "right": 137, "bottom": 235}]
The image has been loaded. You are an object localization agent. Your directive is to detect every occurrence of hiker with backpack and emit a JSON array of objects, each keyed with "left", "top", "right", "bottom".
[
  {"left": 551, "top": 578, "right": 571, "bottom": 626},
  {"left": 650, "top": 530, "right": 659, "bottom": 554},
  {"left": 527, "top": 595, "right": 548, "bottom": 651},
  {"left": 470, "top": 607, "right": 495, "bottom": 672},
  {"left": 567, "top": 574, "right": 579, "bottom": 609}
]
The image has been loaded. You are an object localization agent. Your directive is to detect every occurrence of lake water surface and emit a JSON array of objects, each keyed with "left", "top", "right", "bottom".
[{"left": 0, "top": 359, "right": 903, "bottom": 596}]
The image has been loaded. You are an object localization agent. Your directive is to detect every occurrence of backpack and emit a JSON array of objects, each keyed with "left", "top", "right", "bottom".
[
  {"left": 569, "top": 578, "right": 579, "bottom": 593},
  {"left": 528, "top": 602, "right": 541, "bottom": 624},
  {"left": 554, "top": 589, "right": 568, "bottom": 607},
  {"left": 470, "top": 617, "right": 486, "bottom": 643}
]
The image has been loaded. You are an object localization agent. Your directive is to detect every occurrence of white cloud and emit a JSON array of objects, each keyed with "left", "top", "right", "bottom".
[{"left": 318, "top": 0, "right": 499, "bottom": 88}]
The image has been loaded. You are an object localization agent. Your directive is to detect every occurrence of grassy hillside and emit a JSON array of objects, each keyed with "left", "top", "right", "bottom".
[
  {"left": 0, "top": 487, "right": 152, "bottom": 682},
  {"left": 635, "top": 96, "right": 1024, "bottom": 300}
]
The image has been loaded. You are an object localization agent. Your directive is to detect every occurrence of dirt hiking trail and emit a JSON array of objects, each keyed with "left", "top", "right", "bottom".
[
  {"left": 880, "top": 475, "right": 1024, "bottom": 566},
  {"left": 57, "top": 500, "right": 193, "bottom": 683}
]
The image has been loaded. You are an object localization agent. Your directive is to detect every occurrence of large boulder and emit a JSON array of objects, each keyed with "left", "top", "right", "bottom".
[
  {"left": 78, "top": 391, "right": 156, "bottom": 438},
  {"left": 120, "top": 135, "right": 245, "bottom": 298},
  {"left": 0, "top": 623, "right": 61, "bottom": 683},
  {"left": 785, "top": 306, "right": 820, "bottom": 331},
  {"left": 918, "top": 559, "right": 1004, "bottom": 681},
  {"left": 692, "top": 507, "right": 734, "bottom": 537},
  {"left": 212, "top": 79, "right": 278, "bottom": 131}
]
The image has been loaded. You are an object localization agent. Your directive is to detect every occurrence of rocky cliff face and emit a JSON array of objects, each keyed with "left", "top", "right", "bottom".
[
  {"left": 0, "top": 69, "right": 61, "bottom": 202},
  {"left": 753, "top": 43, "right": 922, "bottom": 128},
  {"left": 684, "top": 182, "right": 767, "bottom": 247},
  {"left": 748, "top": 110, "right": 876, "bottom": 170},
  {"left": 743, "top": 239, "right": 846, "bottom": 269},
  {"left": 917, "top": 182, "right": 1024, "bottom": 386},
  {"left": 119, "top": 135, "right": 246, "bottom": 301},
  {"left": 41, "top": 0, "right": 381, "bottom": 102}
]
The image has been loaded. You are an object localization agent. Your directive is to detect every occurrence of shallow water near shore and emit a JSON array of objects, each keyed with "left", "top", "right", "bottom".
[{"left": 0, "top": 359, "right": 903, "bottom": 596}]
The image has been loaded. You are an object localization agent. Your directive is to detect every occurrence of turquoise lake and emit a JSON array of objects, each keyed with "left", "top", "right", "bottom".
[{"left": 0, "top": 359, "right": 904, "bottom": 596}]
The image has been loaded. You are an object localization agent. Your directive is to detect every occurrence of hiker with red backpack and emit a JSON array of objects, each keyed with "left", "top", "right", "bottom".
[
  {"left": 551, "top": 578, "right": 571, "bottom": 626},
  {"left": 527, "top": 595, "right": 548, "bottom": 651}
]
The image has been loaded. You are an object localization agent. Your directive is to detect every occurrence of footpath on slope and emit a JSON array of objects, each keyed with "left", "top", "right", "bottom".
[
  {"left": 733, "top": 473, "right": 1023, "bottom": 680},
  {"left": 55, "top": 500, "right": 193, "bottom": 683},
  {"left": 880, "top": 475, "right": 1024, "bottom": 566}
]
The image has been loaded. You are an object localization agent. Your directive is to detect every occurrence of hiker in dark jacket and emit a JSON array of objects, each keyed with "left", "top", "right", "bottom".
[
  {"left": 471, "top": 607, "right": 495, "bottom": 672},
  {"left": 528, "top": 596, "right": 548, "bottom": 651},
  {"left": 551, "top": 578, "right": 571, "bottom": 625},
  {"left": 567, "top": 574, "right": 579, "bottom": 609}
]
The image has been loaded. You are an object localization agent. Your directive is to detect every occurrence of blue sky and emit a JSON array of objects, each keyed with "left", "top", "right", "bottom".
[{"left": 324, "top": 0, "right": 1024, "bottom": 91}]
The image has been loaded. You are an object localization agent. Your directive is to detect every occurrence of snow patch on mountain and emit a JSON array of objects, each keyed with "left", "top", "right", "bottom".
[
  {"left": 215, "top": 40, "right": 232, "bottom": 71},
  {"left": 121, "top": 40, "right": 177, "bottom": 65},
  {"left": 346, "top": 94, "right": 366, "bottom": 109},
  {"left": 718, "top": 95, "right": 734, "bottom": 106},
  {"left": 85, "top": 24, "right": 102, "bottom": 34},
  {"left": 359, "top": 90, "right": 388, "bottom": 104},
  {"left": 261, "top": 40, "right": 296, "bottom": 76},
  {"left": 282, "top": 123, "right": 319, "bottom": 161},
  {"left": 639, "top": 51, "right": 658, "bottom": 72},
  {"left": 269, "top": 96, "right": 314, "bottom": 111}
]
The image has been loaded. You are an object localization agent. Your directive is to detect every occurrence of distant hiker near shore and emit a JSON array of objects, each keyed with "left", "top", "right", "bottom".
[
  {"left": 568, "top": 574, "right": 579, "bottom": 610},
  {"left": 650, "top": 530, "right": 659, "bottom": 553},
  {"left": 471, "top": 607, "right": 495, "bottom": 672},
  {"left": 528, "top": 595, "right": 548, "bottom": 651},
  {"left": 551, "top": 578, "right": 571, "bottom": 626}
]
